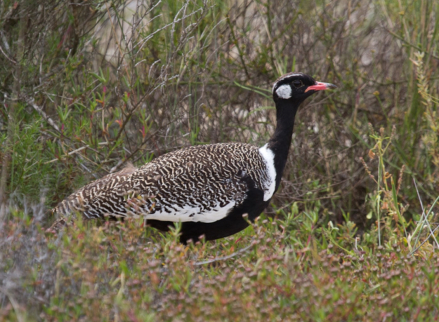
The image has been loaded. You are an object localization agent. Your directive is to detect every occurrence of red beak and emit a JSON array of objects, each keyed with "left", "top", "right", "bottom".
[{"left": 305, "top": 81, "right": 337, "bottom": 92}]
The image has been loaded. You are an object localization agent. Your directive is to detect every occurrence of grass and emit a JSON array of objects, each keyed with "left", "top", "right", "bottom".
[
  {"left": 1, "top": 0, "right": 439, "bottom": 320},
  {"left": 1, "top": 207, "right": 439, "bottom": 321}
]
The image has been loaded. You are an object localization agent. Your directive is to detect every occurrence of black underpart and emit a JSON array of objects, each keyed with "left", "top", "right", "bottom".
[
  {"left": 147, "top": 173, "right": 268, "bottom": 244},
  {"left": 147, "top": 187, "right": 267, "bottom": 244}
]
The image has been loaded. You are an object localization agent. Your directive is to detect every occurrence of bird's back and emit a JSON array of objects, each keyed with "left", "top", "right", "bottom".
[
  {"left": 53, "top": 142, "right": 273, "bottom": 224},
  {"left": 53, "top": 163, "right": 137, "bottom": 217}
]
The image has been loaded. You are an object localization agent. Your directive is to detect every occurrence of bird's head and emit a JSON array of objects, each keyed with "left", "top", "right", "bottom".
[{"left": 272, "top": 72, "right": 337, "bottom": 103}]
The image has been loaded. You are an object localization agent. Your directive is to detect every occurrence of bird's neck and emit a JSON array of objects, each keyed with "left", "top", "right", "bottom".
[{"left": 267, "top": 99, "right": 300, "bottom": 189}]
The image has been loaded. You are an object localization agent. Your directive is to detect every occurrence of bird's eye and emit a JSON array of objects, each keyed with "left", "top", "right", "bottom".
[{"left": 292, "top": 80, "right": 303, "bottom": 88}]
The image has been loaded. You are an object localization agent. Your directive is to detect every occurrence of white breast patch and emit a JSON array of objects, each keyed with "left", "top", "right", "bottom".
[
  {"left": 258, "top": 144, "right": 277, "bottom": 201},
  {"left": 143, "top": 200, "right": 236, "bottom": 223}
]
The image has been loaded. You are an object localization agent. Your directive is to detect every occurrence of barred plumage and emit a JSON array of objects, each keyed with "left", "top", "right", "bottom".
[
  {"left": 56, "top": 143, "right": 271, "bottom": 221},
  {"left": 51, "top": 73, "right": 336, "bottom": 243}
]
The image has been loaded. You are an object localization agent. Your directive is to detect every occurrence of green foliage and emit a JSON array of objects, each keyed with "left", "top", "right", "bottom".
[{"left": 2, "top": 212, "right": 439, "bottom": 321}]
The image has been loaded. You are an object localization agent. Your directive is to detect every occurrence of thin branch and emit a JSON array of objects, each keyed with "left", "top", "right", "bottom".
[
  {"left": 26, "top": 98, "right": 60, "bottom": 132},
  {"left": 45, "top": 142, "right": 109, "bottom": 164},
  {"left": 412, "top": 178, "right": 439, "bottom": 249},
  {"left": 409, "top": 225, "right": 439, "bottom": 257},
  {"left": 0, "top": 288, "right": 25, "bottom": 322},
  {"left": 0, "top": 44, "right": 16, "bottom": 65},
  {"left": 194, "top": 242, "right": 254, "bottom": 266},
  {"left": 385, "top": 28, "right": 439, "bottom": 61}
]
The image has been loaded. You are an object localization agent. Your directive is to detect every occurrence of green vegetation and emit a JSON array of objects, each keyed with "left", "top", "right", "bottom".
[{"left": 0, "top": 0, "right": 438, "bottom": 320}]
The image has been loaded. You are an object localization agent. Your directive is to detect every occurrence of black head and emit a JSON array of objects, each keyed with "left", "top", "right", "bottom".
[{"left": 272, "top": 72, "right": 337, "bottom": 103}]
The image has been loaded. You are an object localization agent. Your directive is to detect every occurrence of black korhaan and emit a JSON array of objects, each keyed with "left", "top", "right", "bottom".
[{"left": 52, "top": 73, "right": 336, "bottom": 243}]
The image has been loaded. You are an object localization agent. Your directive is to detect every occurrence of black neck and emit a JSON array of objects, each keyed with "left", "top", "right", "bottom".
[{"left": 267, "top": 98, "right": 301, "bottom": 190}]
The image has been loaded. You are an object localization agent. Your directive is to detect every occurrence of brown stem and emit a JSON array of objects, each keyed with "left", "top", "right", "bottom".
[{"left": 0, "top": 8, "right": 26, "bottom": 219}]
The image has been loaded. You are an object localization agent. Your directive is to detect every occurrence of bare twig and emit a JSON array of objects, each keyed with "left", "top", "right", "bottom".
[
  {"left": 409, "top": 225, "right": 439, "bottom": 257},
  {"left": 0, "top": 44, "right": 16, "bottom": 65},
  {"left": 45, "top": 142, "right": 109, "bottom": 164},
  {"left": 26, "top": 99, "right": 60, "bottom": 132},
  {"left": 0, "top": 288, "right": 26, "bottom": 322},
  {"left": 411, "top": 178, "right": 439, "bottom": 250},
  {"left": 194, "top": 242, "right": 254, "bottom": 266}
]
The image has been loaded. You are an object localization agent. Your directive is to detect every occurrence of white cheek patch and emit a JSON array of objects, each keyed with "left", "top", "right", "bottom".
[{"left": 275, "top": 84, "right": 292, "bottom": 99}]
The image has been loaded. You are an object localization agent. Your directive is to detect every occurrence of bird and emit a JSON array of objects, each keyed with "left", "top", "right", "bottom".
[{"left": 51, "top": 73, "right": 336, "bottom": 243}]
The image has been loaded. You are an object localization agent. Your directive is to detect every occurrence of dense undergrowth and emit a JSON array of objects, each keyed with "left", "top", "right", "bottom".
[
  {"left": 1, "top": 0, "right": 439, "bottom": 320},
  {"left": 2, "top": 206, "right": 439, "bottom": 321}
]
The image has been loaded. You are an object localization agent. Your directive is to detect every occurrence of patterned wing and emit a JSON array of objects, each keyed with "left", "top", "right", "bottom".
[
  {"left": 53, "top": 143, "right": 271, "bottom": 224},
  {"left": 126, "top": 143, "right": 270, "bottom": 223},
  {"left": 53, "top": 164, "right": 137, "bottom": 217}
]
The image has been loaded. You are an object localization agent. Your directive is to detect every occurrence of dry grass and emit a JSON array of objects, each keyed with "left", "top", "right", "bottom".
[{"left": 1, "top": 207, "right": 439, "bottom": 321}]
